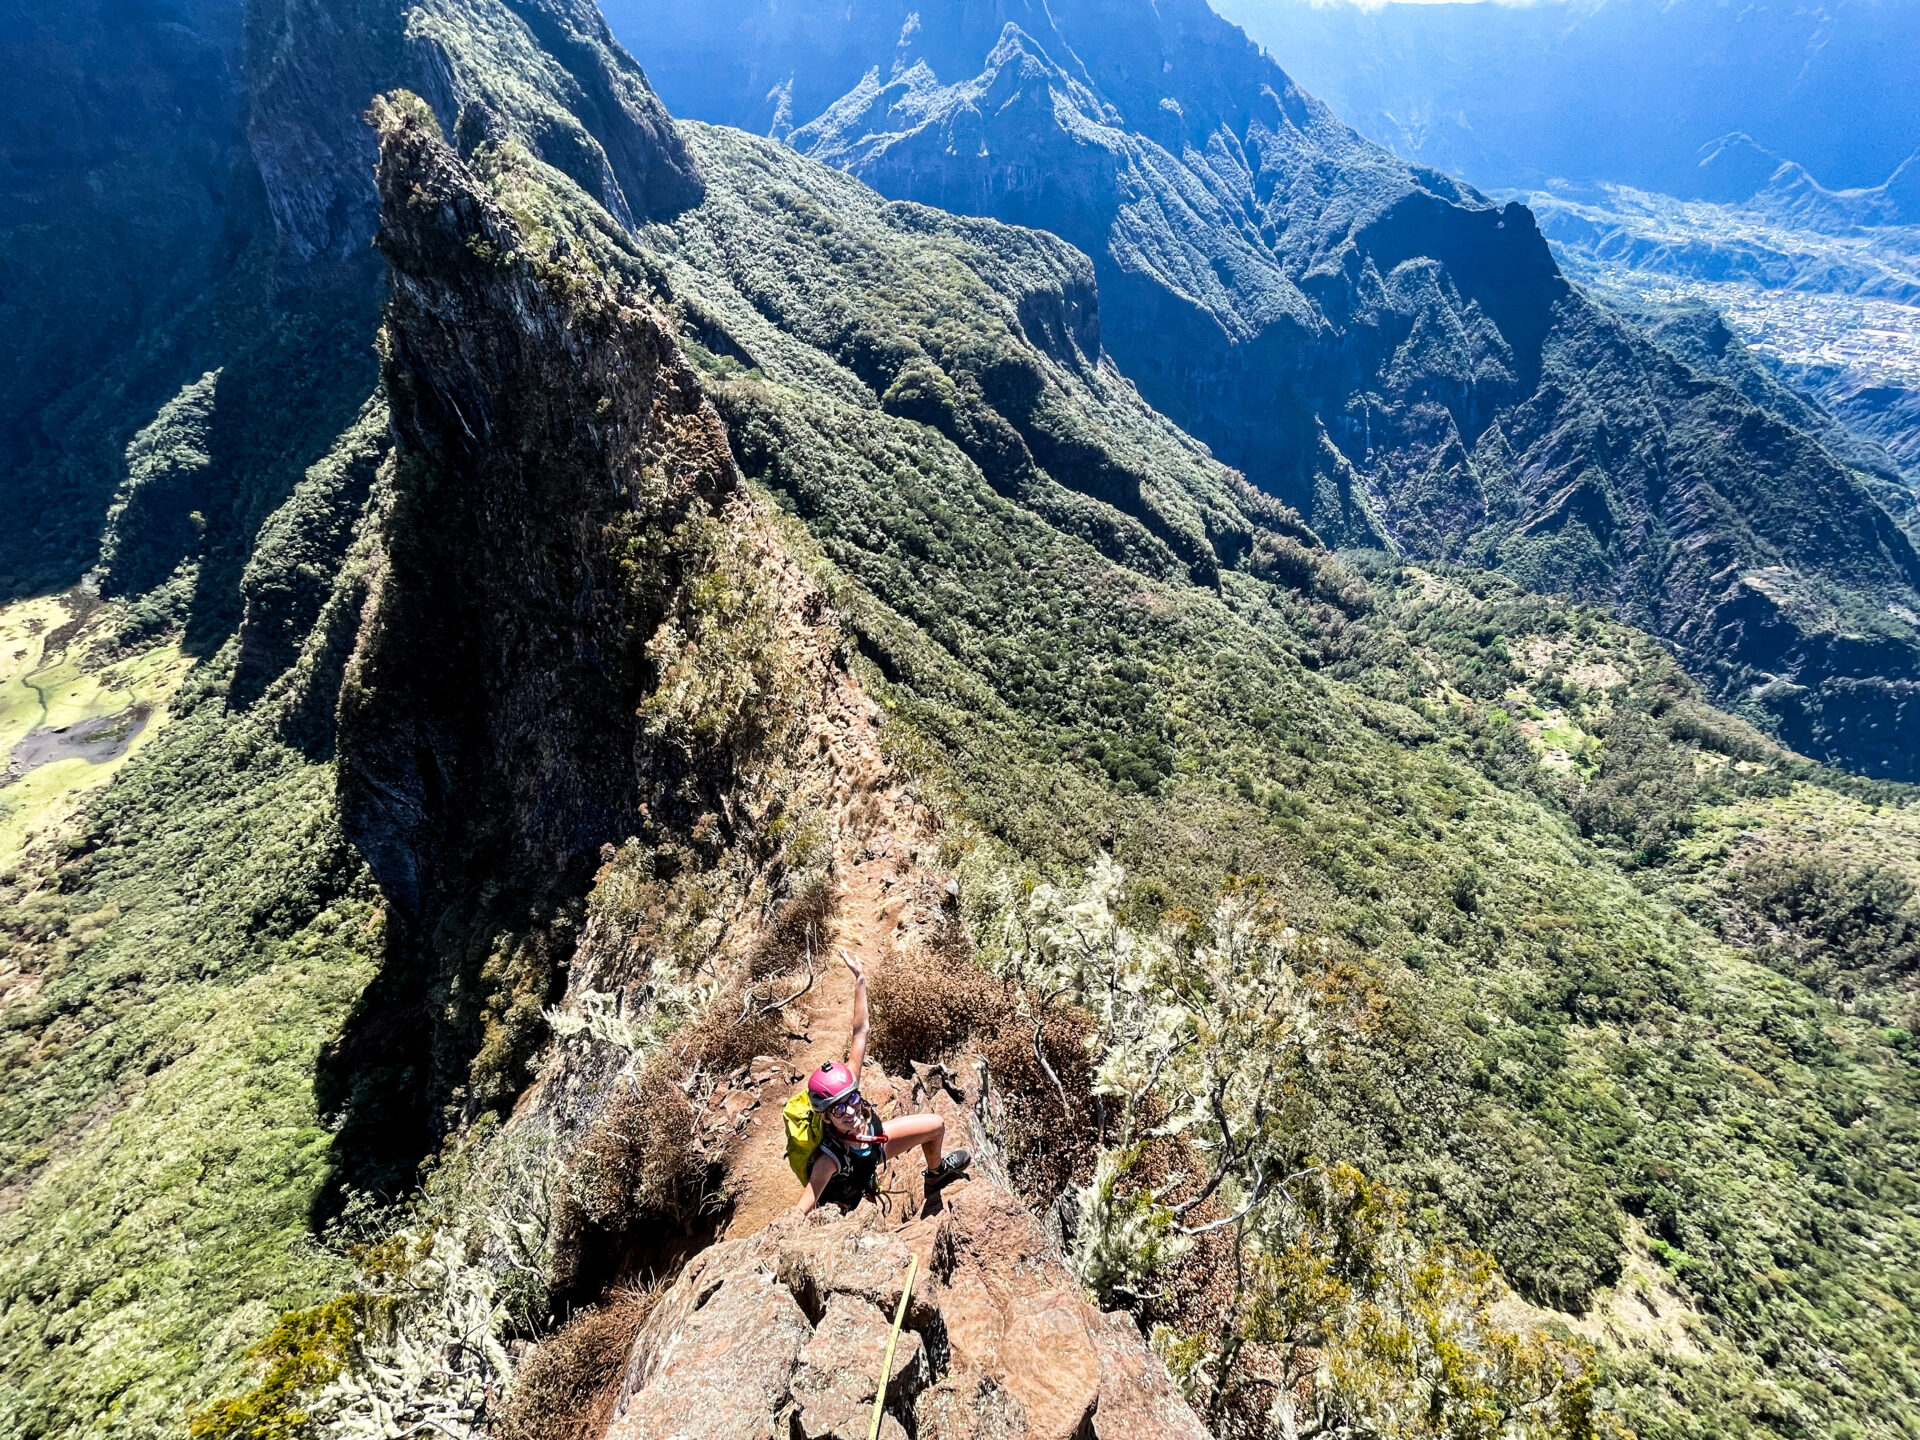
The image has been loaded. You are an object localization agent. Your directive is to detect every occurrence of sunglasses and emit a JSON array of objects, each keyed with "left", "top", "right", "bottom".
[{"left": 828, "top": 1094, "right": 863, "bottom": 1117}]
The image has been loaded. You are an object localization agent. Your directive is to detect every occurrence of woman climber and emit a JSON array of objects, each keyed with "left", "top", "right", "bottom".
[{"left": 787, "top": 951, "right": 970, "bottom": 1216}]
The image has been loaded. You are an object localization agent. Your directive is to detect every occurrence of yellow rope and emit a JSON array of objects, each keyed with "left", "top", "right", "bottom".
[{"left": 866, "top": 1253, "right": 919, "bottom": 1440}]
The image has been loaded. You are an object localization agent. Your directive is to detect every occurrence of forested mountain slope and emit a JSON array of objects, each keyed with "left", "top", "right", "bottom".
[
  {"left": 1, "top": 1, "right": 1918, "bottom": 1438},
  {"left": 622, "top": 0, "right": 1920, "bottom": 782}
]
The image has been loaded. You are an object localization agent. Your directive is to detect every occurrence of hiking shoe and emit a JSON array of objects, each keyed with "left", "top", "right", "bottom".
[{"left": 924, "top": 1150, "right": 971, "bottom": 1190}]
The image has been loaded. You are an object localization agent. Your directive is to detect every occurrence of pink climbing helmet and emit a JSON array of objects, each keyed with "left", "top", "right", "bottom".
[{"left": 807, "top": 1061, "right": 859, "bottom": 1111}]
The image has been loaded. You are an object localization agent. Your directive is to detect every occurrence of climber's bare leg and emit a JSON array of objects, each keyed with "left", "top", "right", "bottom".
[{"left": 882, "top": 1113, "right": 945, "bottom": 1171}]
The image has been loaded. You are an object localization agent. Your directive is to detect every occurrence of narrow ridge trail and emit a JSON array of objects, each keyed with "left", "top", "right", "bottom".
[
  {"left": 601, "top": 836, "right": 1213, "bottom": 1440},
  {"left": 716, "top": 852, "right": 942, "bottom": 1239},
  {"left": 589, "top": 688, "right": 1212, "bottom": 1439}
]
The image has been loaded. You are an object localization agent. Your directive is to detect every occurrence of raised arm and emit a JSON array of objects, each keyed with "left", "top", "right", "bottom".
[{"left": 844, "top": 951, "right": 869, "bottom": 1080}]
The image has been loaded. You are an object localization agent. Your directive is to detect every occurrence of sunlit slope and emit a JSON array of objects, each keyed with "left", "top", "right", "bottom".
[
  {"left": 0, "top": 595, "right": 192, "bottom": 869},
  {"left": 623, "top": 0, "right": 1920, "bottom": 781},
  {"left": 594, "top": 120, "right": 1917, "bottom": 1433}
]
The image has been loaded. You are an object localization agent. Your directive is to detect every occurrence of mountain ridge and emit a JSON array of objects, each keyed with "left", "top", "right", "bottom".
[
  {"left": 622, "top": 0, "right": 1920, "bottom": 779},
  {"left": 3, "top": 0, "right": 1920, "bottom": 1436}
]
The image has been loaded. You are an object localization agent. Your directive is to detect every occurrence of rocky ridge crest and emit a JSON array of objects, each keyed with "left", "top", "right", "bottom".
[{"left": 602, "top": 1067, "right": 1208, "bottom": 1440}]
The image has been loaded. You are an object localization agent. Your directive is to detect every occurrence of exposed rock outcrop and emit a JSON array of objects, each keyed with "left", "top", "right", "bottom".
[
  {"left": 341, "top": 93, "right": 732, "bottom": 923},
  {"left": 247, "top": 0, "right": 701, "bottom": 271},
  {"left": 601, "top": 1070, "right": 1207, "bottom": 1440},
  {"left": 328, "top": 97, "right": 752, "bottom": 1158}
]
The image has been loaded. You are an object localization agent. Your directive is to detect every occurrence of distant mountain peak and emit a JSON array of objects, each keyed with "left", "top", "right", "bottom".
[
  {"left": 1693, "top": 131, "right": 1787, "bottom": 203},
  {"left": 1730, "top": 144, "right": 1920, "bottom": 230},
  {"left": 1882, "top": 150, "right": 1920, "bottom": 222}
]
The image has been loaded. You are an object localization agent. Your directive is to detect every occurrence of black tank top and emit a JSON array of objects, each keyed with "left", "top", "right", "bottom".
[{"left": 814, "top": 1110, "right": 887, "bottom": 1210}]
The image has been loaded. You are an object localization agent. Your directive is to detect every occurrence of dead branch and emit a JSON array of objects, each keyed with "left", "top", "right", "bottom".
[
  {"left": 1170, "top": 1080, "right": 1266, "bottom": 1219},
  {"left": 1180, "top": 1162, "right": 1319, "bottom": 1237},
  {"left": 1180, "top": 1158, "right": 1269, "bottom": 1236},
  {"left": 1033, "top": 984, "right": 1072, "bottom": 1111},
  {"left": 742, "top": 923, "right": 817, "bottom": 1020},
  {"left": 1137, "top": 1035, "right": 1188, "bottom": 1103}
]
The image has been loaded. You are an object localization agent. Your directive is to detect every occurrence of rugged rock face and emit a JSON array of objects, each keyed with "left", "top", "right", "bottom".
[
  {"left": 623, "top": 0, "right": 1920, "bottom": 777},
  {"left": 327, "top": 96, "right": 745, "bottom": 1146},
  {"left": 247, "top": 0, "right": 701, "bottom": 272},
  {"left": 601, "top": 1073, "right": 1208, "bottom": 1440},
  {"left": 341, "top": 96, "right": 730, "bottom": 923}
]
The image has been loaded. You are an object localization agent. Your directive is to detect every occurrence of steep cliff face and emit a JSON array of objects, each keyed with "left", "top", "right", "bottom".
[
  {"left": 621, "top": 0, "right": 1920, "bottom": 779},
  {"left": 341, "top": 98, "right": 729, "bottom": 921},
  {"left": 0, "top": 0, "right": 706, "bottom": 607},
  {"left": 332, "top": 96, "right": 755, "bottom": 1144},
  {"left": 246, "top": 0, "right": 701, "bottom": 272}
]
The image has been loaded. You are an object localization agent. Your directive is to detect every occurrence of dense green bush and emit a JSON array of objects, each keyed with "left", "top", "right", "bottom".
[
  {"left": 1566, "top": 708, "right": 1701, "bottom": 861},
  {"left": 1732, "top": 852, "right": 1920, "bottom": 1000}
]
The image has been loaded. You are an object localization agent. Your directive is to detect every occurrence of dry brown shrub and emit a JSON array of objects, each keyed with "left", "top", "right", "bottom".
[
  {"left": 866, "top": 917, "right": 1101, "bottom": 1199},
  {"left": 868, "top": 922, "right": 1008, "bottom": 1067},
  {"left": 573, "top": 1061, "right": 705, "bottom": 1230},
  {"left": 570, "top": 977, "right": 790, "bottom": 1234},
  {"left": 495, "top": 1286, "right": 657, "bottom": 1440},
  {"left": 1152, "top": 1222, "right": 1238, "bottom": 1336},
  {"left": 980, "top": 1002, "right": 1100, "bottom": 1204},
  {"left": 677, "top": 980, "right": 786, "bottom": 1075},
  {"left": 1118, "top": 1105, "right": 1238, "bottom": 1331},
  {"left": 545, "top": 1176, "right": 590, "bottom": 1299},
  {"left": 750, "top": 876, "right": 839, "bottom": 979}
]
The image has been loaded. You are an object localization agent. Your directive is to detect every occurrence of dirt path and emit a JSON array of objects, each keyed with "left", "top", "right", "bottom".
[{"left": 716, "top": 852, "right": 931, "bottom": 1238}]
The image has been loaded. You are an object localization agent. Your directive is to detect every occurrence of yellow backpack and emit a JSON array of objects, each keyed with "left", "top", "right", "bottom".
[{"left": 783, "top": 1091, "right": 825, "bottom": 1184}]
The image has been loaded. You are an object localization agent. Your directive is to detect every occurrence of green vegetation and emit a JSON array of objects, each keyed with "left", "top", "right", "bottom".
[
  {"left": 605, "top": 124, "right": 1918, "bottom": 1436},
  {"left": 0, "top": 615, "right": 383, "bottom": 1437},
  {"left": 1730, "top": 853, "right": 1919, "bottom": 1003},
  {"left": 186, "top": 1296, "right": 370, "bottom": 1440},
  {"left": 7, "top": 52, "right": 1920, "bottom": 1440},
  {"left": 0, "top": 377, "right": 388, "bottom": 1435}
]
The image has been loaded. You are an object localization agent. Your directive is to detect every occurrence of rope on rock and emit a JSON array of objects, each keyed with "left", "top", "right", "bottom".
[{"left": 866, "top": 1253, "right": 919, "bottom": 1440}]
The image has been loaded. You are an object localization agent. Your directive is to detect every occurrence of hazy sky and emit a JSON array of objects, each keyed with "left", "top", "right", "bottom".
[
  {"left": 1217, "top": 0, "right": 1550, "bottom": 8},
  {"left": 1210, "top": 0, "right": 1920, "bottom": 193}
]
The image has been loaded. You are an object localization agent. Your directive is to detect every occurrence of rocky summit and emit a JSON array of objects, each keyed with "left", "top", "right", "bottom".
[{"left": 3, "top": 2, "right": 1920, "bottom": 1440}]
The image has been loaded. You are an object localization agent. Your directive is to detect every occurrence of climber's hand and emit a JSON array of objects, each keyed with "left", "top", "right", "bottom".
[{"left": 841, "top": 951, "right": 865, "bottom": 984}]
